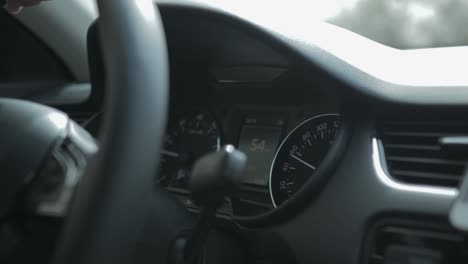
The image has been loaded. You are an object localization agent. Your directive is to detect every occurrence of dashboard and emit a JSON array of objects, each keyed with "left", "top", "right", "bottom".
[
  {"left": 73, "top": 5, "right": 468, "bottom": 262},
  {"left": 79, "top": 5, "right": 468, "bottom": 261},
  {"left": 3, "top": 1, "right": 468, "bottom": 264}
]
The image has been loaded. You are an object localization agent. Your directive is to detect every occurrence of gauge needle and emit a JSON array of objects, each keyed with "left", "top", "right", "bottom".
[
  {"left": 162, "top": 150, "right": 180, "bottom": 158},
  {"left": 290, "top": 154, "right": 317, "bottom": 170}
]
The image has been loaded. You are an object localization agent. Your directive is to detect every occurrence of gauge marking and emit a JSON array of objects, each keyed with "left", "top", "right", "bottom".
[
  {"left": 269, "top": 113, "right": 340, "bottom": 208},
  {"left": 290, "top": 154, "right": 317, "bottom": 170}
]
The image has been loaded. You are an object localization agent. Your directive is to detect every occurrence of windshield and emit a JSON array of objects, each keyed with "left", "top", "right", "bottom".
[
  {"left": 75, "top": 0, "right": 466, "bottom": 50},
  {"left": 200, "top": 0, "right": 467, "bottom": 50},
  {"left": 326, "top": 0, "right": 467, "bottom": 49}
]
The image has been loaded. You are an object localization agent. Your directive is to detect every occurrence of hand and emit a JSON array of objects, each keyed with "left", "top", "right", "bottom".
[{"left": 5, "top": 0, "right": 41, "bottom": 14}]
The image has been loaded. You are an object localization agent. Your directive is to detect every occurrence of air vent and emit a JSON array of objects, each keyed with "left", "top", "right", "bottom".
[
  {"left": 364, "top": 220, "right": 468, "bottom": 264},
  {"left": 380, "top": 116, "right": 468, "bottom": 188}
]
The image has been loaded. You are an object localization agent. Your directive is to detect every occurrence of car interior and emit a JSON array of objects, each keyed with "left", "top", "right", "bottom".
[{"left": 1, "top": 0, "right": 467, "bottom": 263}]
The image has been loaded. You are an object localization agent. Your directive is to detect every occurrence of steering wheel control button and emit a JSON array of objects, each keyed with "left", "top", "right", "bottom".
[
  {"left": 384, "top": 245, "right": 442, "bottom": 264},
  {"left": 27, "top": 141, "right": 79, "bottom": 217},
  {"left": 26, "top": 122, "right": 97, "bottom": 217},
  {"left": 28, "top": 153, "right": 67, "bottom": 203}
]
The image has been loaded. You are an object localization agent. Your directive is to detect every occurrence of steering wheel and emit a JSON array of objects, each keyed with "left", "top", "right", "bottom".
[{"left": 0, "top": 0, "right": 193, "bottom": 263}]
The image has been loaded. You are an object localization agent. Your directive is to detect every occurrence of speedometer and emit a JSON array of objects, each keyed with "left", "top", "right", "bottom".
[{"left": 269, "top": 114, "right": 340, "bottom": 207}]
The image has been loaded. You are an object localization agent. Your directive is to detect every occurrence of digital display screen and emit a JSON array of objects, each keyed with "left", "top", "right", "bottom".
[{"left": 238, "top": 125, "right": 283, "bottom": 186}]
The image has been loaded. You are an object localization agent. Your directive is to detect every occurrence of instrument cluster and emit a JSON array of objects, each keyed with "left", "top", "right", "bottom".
[{"left": 159, "top": 106, "right": 341, "bottom": 219}]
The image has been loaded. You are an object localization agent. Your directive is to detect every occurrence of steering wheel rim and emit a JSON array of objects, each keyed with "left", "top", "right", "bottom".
[{"left": 52, "top": 1, "right": 190, "bottom": 263}]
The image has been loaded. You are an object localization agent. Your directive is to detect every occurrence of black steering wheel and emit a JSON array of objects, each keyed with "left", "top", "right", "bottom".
[
  {"left": 0, "top": 1, "right": 192, "bottom": 263},
  {"left": 53, "top": 1, "right": 193, "bottom": 263}
]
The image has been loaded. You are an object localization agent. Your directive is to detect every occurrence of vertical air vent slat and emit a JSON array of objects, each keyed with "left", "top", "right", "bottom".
[
  {"left": 390, "top": 170, "right": 461, "bottom": 181},
  {"left": 386, "top": 156, "right": 466, "bottom": 166},
  {"left": 379, "top": 113, "right": 468, "bottom": 188},
  {"left": 383, "top": 131, "right": 454, "bottom": 137},
  {"left": 384, "top": 144, "right": 441, "bottom": 151}
]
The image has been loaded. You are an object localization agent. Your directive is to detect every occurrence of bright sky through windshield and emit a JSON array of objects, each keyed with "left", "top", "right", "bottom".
[
  {"left": 201, "top": 0, "right": 468, "bottom": 49},
  {"left": 328, "top": 0, "right": 468, "bottom": 49}
]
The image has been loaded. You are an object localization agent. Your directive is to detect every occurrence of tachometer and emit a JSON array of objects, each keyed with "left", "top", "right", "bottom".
[
  {"left": 159, "top": 111, "right": 221, "bottom": 188},
  {"left": 269, "top": 114, "right": 340, "bottom": 207}
]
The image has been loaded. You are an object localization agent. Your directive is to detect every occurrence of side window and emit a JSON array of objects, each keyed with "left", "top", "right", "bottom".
[{"left": 0, "top": 11, "right": 71, "bottom": 82}]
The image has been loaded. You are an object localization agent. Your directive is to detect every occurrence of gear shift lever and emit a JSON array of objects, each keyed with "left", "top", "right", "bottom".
[{"left": 174, "top": 145, "right": 247, "bottom": 264}]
